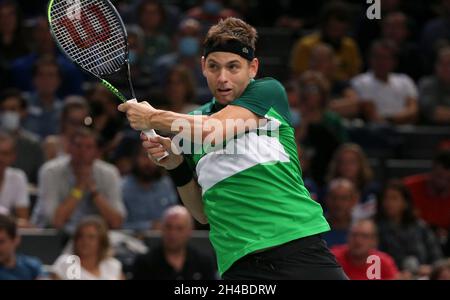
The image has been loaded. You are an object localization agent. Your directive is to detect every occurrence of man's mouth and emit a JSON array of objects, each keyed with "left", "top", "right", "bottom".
[{"left": 217, "top": 88, "right": 232, "bottom": 96}]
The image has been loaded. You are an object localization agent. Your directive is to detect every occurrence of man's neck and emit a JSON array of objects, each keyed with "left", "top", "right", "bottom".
[
  {"left": 374, "top": 72, "right": 389, "bottom": 82},
  {"left": 38, "top": 93, "right": 56, "bottom": 108}
]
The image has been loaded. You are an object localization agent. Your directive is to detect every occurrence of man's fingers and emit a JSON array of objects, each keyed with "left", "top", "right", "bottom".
[
  {"left": 117, "top": 103, "right": 128, "bottom": 112},
  {"left": 142, "top": 141, "right": 163, "bottom": 149}
]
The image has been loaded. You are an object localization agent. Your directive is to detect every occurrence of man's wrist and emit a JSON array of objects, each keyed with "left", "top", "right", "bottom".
[
  {"left": 70, "top": 187, "right": 84, "bottom": 200},
  {"left": 167, "top": 158, "right": 193, "bottom": 187}
]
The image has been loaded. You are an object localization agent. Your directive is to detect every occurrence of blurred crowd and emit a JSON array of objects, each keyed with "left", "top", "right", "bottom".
[{"left": 0, "top": 0, "right": 450, "bottom": 280}]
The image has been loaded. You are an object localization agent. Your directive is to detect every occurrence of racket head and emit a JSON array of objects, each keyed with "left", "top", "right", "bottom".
[{"left": 47, "top": 0, "right": 130, "bottom": 101}]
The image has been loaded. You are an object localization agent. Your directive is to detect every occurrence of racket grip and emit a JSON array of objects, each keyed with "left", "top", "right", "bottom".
[{"left": 142, "top": 129, "right": 169, "bottom": 161}]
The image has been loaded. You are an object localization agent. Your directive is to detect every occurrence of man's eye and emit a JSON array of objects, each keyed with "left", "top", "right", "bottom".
[{"left": 208, "top": 64, "right": 218, "bottom": 70}]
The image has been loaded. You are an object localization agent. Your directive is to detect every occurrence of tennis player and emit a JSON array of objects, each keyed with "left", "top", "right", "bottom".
[{"left": 118, "top": 17, "right": 348, "bottom": 280}]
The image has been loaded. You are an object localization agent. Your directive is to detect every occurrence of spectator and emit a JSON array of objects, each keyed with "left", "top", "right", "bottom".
[
  {"left": 420, "top": 0, "right": 450, "bottom": 73},
  {"left": 331, "top": 219, "right": 399, "bottom": 280},
  {"left": 186, "top": 0, "right": 240, "bottom": 33},
  {"left": 154, "top": 18, "right": 211, "bottom": 103},
  {"left": 322, "top": 178, "right": 359, "bottom": 248},
  {"left": 57, "top": 96, "right": 92, "bottom": 155},
  {"left": 23, "top": 56, "right": 63, "bottom": 140},
  {"left": 0, "top": 0, "right": 28, "bottom": 64},
  {"left": 52, "top": 216, "right": 124, "bottom": 280},
  {"left": 0, "top": 89, "right": 44, "bottom": 184},
  {"left": 10, "top": 17, "right": 84, "bottom": 97},
  {"left": 132, "top": 206, "right": 216, "bottom": 280},
  {"left": 296, "top": 71, "right": 348, "bottom": 186},
  {"left": 32, "top": 128, "right": 125, "bottom": 233},
  {"left": 326, "top": 143, "right": 380, "bottom": 210},
  {"left": 290, "top": 1, "right": 361, "bottom": 81},
  {"left": 404, "top": 150, "right": 450, "bottom": 231},
  {"left": 430, "top": 258, "right": 450, "bottom": 280},
  {"left": 0, "top": 214, "right": 46, "bottom": 280},
  {"left": 0, "top": 132, "right": 30, "bottom": 225},
  {"left": 419, "top": 46, "right": 450, "bottom": 125},
  {"left": 163, "top": 65, "right": 199, "bottom": 113},
  {"left": 351, "top": 40, "right": 419, "bottom": 125},
  {"left": 308, "top": 43, "right": 359, "bottom": 119},
  {"left": 381, "top": 12, "right": 423, "bottom": 81},
  {"left": 86, "top": 83, "right": 124, "bottom": 152},
  {"left": 122, "top": 146, "right": 178, "bottom": 231},
  {"left": 136, "top": 0, "right": 171, "bottom": 74},
  {"left": 376, "top": 180, "right": 443, "bottom": 279}
]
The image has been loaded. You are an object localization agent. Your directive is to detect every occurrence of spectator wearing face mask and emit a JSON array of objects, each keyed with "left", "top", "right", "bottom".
[
  {"left": 154, "top": 18, "right": 211, "bottom": 103},
  {"left": 0, "top": 89, "right": 43, "bottom": 184}
]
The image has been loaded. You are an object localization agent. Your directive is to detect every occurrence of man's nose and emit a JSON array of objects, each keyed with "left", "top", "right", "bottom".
[{"left": 218, "top": 68, "right": 228, "bottom": 83}]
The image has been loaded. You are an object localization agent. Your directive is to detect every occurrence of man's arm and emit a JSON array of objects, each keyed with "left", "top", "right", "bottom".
[
  {"left": 53, "top": 190, "right": 83, "bottom": 229},
  {"left": 92, "top": 192, "right": 124, "bottom": 229},
  {"left": 432, "top": 106, "right": 450, "bottom": 124},
  {"left": 177, "top": 178, "right": 208, "bottom": 224},
  {"left": 388, "top": 97, "right": 419, "bottom": 124},
  {"left": 119, "top": 101, "right": 261, "bottom": 144}
]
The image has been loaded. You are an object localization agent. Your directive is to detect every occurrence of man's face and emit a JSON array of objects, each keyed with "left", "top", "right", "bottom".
[
  {"left": 162, "top": 214, "right": 192, "bottom": 252},
  {"left": 0, "top": 229, "right": 17, "bottom": 265},
  {"left": 33, "top": 64, "right": 61, "bottom": 96},
  {"left": 326, "top": 185, "right": 357, "bottom": 221},
  {"left": 348, "top": 221, "right": 377, "bottom": 259},
  {"left": 202, "top": 52, "right": 258, "bottom": 105},
  {"left": 370, "top": 46, "right": 396, "bottom": 76},
  {"left": 69, "top": 136, "right": 98, "bottom": 166}
]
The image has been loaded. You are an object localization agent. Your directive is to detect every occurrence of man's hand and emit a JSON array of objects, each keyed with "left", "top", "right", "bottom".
[
  {"left": 118, "top": 99, "right": 159, "bottom": 131},
  {"left": 141, "top": 133, "right": 183, "bottom": 170},
  {"left": 73, "top": 165, "right": 95, "bottom": 192}
]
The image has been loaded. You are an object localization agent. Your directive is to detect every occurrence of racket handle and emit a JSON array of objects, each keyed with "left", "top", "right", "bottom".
[
  {"left": 126, "top": 99, "right": 169, "bottom": 161},
  {"left": 142, "top": 129, "right": 169, "bottom": 161}
]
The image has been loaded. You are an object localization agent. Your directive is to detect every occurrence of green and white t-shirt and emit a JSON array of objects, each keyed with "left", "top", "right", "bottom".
[{"left": 184, "top": 78, "right": 330, "bottom": 275}]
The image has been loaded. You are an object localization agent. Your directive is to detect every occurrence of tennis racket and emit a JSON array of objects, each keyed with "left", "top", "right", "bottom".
[{"left": 47, "top": 0, "right": 168, "bottom": 159}]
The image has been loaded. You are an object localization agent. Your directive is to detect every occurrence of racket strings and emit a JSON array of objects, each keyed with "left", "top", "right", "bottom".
[{"left": 50, "top": 0, "right": 126, "bottom": 76}]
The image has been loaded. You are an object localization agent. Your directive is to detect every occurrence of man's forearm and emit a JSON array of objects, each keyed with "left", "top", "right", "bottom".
[
  {"left": 92, "top": 193, "right": 124, "bottom": 229},
  {"left": 53, "top": 194, "right": 82, "bottom": 229},
  {"left": 177, "top": 179, "right": 208, "bottom": 224}
]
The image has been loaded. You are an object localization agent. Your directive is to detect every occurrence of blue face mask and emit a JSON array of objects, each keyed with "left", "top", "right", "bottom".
[
  {"left": 179, "top": 37, "right": 199, "bottom": 57},
  {"left": 203, "top": 0, "right": 222, "bottom": 15}
]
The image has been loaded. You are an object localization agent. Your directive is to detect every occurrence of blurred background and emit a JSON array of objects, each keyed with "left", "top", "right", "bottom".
[{"left": 0, "top": 0, "right": 449, "bottom": 280}]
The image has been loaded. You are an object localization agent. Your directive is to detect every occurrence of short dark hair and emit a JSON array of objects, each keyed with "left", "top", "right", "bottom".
[
  {"left": 0, "top": 214, "right": 17, "bottom": 239},
  {"left": 320, "top": 1, "right": 352, "bottom": 26},
  {"left": 0, "top": 88, "right": 27, "bottom": 110},
  {"left": 71, "top": 127, "right": 103, "bottom": 148},
  {"left": 204, "top": 17, "right": 258, "bottom": 52}
]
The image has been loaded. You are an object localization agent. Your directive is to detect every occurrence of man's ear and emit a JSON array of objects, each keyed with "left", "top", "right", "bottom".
[
  {"left": 201, "top": 56, "right": 207, "bottom": 77},
  {"left": 249, "top": 58, "right": 259, "bottom": 79}
]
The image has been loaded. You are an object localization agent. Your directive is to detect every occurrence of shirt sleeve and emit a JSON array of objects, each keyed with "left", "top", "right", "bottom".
[
  {"left": 231, "top": 79, "right": 283, "bottom": 118},
  {"left": 37, "top": 165, "right": 61, "bottom": 224},
  {"left": 13, "top": 170, "right": 30, "bottom": 208},
  {"left": 102, "top": 166, "right": 127, "bottom": 218}
]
